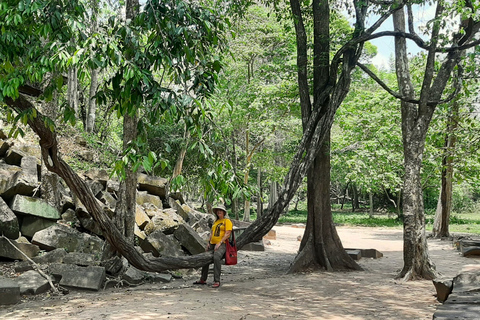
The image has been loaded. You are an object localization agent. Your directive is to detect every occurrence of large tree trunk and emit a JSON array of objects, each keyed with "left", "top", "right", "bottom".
[
  {"left": 286, "top": 0, "right": 367, "bottom": 272},
  {"left": 289, "top": 132, "right": 361, "bottom": 272},
  {"left": 393, "top": 4, "right": 436, "bottom": 280},
  {"left": 433, "top": 102, "right": 458, "bottom": 238}
]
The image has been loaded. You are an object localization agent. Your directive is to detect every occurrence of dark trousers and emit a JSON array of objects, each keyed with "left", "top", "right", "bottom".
[{"left": 201, "top": 243, "right": 226, "bottom": 283}]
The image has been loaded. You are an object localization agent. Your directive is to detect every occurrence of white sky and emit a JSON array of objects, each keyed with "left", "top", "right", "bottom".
[{"left": 367, "top": 4, "right": 437, "bottom": 70}]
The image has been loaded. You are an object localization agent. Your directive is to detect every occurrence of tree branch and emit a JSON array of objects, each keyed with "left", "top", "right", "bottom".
[{"left": 356, "top": 62, "right": 419, "bottom": 103}]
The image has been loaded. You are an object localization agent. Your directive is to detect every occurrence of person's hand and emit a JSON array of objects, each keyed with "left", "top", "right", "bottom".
[
  {"left": 205, "top": 243, "right": 210, "bottom": 252},
  {"left": 214, "top": 242, "right": 221, "bottom": 251}
]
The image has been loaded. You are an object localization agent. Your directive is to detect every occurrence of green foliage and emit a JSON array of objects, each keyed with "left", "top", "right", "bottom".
[{"left": 1, "top": 0, "right": 231, "bottom": 183}]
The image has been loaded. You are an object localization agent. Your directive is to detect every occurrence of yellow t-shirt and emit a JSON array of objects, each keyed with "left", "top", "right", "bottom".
[{"left": 210, "top": 218, "right": 233, "bottom": 244}]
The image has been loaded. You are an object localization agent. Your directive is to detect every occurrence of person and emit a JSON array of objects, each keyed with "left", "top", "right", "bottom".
[{"left": 193, "top": 203, "right": 233, "bottom": 288}]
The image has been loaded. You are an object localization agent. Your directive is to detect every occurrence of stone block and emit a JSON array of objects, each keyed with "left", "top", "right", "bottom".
[
  {"left": 11, "top": 195, "right": 61, "bottom": 220},
  {"left": 137, "top": 191, "right": 162, "bottom": 209},
  {"left": 0, "top": 196, "right": 19, "bottom": 239},
  {"left": 346, "top": 249, "right": 362, "bottom": 260},
  {"left": 453, "top": 271, "right": 480, "bottom": 293},
  {"left": 106, "top": 179, "right": 120, "bottom": 193},
  {"left": 0, "top": 139, "right": 13, "bottom": 157},
  {"left": 140, "top": 230, "right": 184, "bottom": 257},
  {"left": 87, "top": 179, "right": 104, "bottom": 198},
  {"left": 0, "top": 237, "right": 40, "bottom": 261},
  {"left": 444, "top": 292, "right": 480, "bottom": 304},
  {"left": 144, "top": 272, "right": 172, "bottom": 283},
  {"left": 135, "top": 204, "right": 151, "bottom": 229},
  {"left": 359, "top": 248, "right": 383, "bottom": 259},
  {"left": 50, "top": 264, "right": 106, "bottom": 291},
  {"left": 134, "top": 224, "right": 147, "bottom": 240},
  {"left": 0, "top": 278, "right": 20, "bottom": 305},
  {"left": 168, "top": 198, "right": 189, "bottom": 222},
  {"left": 174, "top": 224, "right": 207, "bottom": 255},
  {"left": 0, "top": 160, "right": 37, "bottom": 201},
  {"left": 263, "top": 229, "right": 276, "bottom": 240},
  {"left": 98, "top": 191, "right": 117, "bottom": 210},
  {"left": 240, "top": 240, "right": 265, "bottom": 251},
  {"left": 122, "top": 266, "right": 144, "bottom": 285},
  {"left": 63, "top": 252, "right": 101, "bottom": 266},
  {"left": 75, "top": 206, "right": 104, "bottom": 236},
  {"left": 433, "top": 303, "right": 480, "bottom": 319},
  {"left": 84, "top": 169, "right": 109, "bottom": 188},
  {"left": 433, "top": 278, "right": 453, "bottom": 302},
  {"left": 15, "top": 270, "right": 51, "bottom": 295},
  {"left": 32, "top": 224, "right": 104, "bottom": 255},
  {"left": 344, "top": 248, "right": 383, "bottom": 259},
  {"left": 20, "top": 215, "right": 57, "bottom": 238},
  {"left": 137, "top": 173, "right": 168, "bottom": 199},
  {"left": 143, "top": 207, "right": 185, "bottom": 235},
  {"left": 4, "top": 147, "right": 27, "bottom": 166}
]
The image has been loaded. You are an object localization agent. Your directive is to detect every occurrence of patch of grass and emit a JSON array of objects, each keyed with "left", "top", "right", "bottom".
[
  {"left": 278, "top": 210, "right": 403, "bottom": 228},
  {"left": 333, "top": 212, "right": 403, "bottom": 228},
  {"left": 279, "top": 209, "right": 480, "bottom": 235}
]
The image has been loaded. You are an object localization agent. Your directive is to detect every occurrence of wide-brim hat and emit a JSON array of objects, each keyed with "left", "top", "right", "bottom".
[{"left": 212, "top": 204, "right": 227, "bottom": 214}]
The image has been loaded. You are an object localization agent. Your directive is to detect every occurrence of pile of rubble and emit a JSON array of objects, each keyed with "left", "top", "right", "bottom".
[{"left": 0, "top": 128, "right": 236, "bottom": 304}]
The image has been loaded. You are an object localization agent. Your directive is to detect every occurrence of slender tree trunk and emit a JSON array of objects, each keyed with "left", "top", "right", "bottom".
[
  {"left": 257, "top": 168, "right": 262, "bottom": 219},
  {"left": 86, "top": 70, "right": 98, "bottom": 132},
  {"left": 232, "top": 197, "right": 239, "bottom": 220},
  {"left": 269, "top": 180, "right": 278, "bottom": 211},
  {"left": 172, "top": 126, "right": 190, "bottom": 180},
  {"left": 351, "top": 185, "right": 358, "bottom": 212},
  {"left": 67, "top": 67, "right": 79, "bottom": 116},
  {"left": 243, "top": 129, "right": 251, "bottom": 221},
  {"left": 433, "top": 102, "right": 458, "bottom": 238},
  {"left": 369, "top": 193, "right": 374, "bottom": 218},
  {"left": 86, "top": 0, "right": 99, "bottom": 133},
  {"left": 396, "top": 189, "right": 402, "bottom": 218},
  {"left": 114, "top": 0, "right": 139, "bottom": 247}
]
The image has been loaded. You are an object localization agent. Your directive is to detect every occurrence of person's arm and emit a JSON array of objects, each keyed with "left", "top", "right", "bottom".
[
  {"left": 206, "top": 233, "right": 212, "bottom": 251},
  {"left": 214, "top": 229, "right": 232, "bottom": 250},
  {"left": 221, "top": 230, "right": 232, "bottom": 243}
]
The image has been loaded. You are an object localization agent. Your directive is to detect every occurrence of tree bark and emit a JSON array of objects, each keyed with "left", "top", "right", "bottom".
[
  {"left": 433, "top": 102, "right": 458, "bottom": 238},
  {"left": 393, "top": 3, "right": 436, "bottom": 280},
  {"left": 114, "top": 0, "right": 140, "bottom": 247},
  {"left": 289, "top": 131, "right": 361, "bottom": 272},
  {"left": 288, "top": 0, "right": 362, "bottom": 272},
  {"left": 172, "top": 128, "right": 189, "bottom": 180},
  {"left": 257, "top": 168, "right": 263, "bottom": 219},
  {"left": 369, "top": 192, "right": 374, "bottom": 218},
  {"left": 67, "top": 67, "right": 79, "bottom": 116},
  {"left": 85, "top": 0, "right": 99, "bottom": 133}
]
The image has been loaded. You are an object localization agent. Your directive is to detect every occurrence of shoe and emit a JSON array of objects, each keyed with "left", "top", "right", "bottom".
[
  {"left": 193, "top": 280, "right": 207, "bottom": 285},
  {"left": 212, "top": 282, "right": 220, "bottom": 288}
]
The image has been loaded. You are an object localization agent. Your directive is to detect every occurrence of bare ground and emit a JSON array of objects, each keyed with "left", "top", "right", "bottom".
[{"left": 1, "top": 225, "right": 479, "bottom": 320}]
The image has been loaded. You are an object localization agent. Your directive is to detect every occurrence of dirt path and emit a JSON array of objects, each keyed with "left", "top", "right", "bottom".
[{"left": 1, "top": 225, "right": 479, "bottom": 320}]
